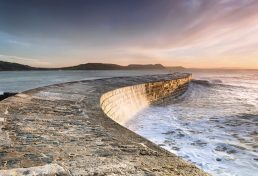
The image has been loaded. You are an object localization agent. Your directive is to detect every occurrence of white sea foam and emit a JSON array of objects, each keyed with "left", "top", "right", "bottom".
[{"left": 126, "top": 70, "right": 258, "bottom": 176}]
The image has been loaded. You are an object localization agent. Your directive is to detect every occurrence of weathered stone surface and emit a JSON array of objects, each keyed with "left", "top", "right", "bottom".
[
  {"left": 0, "top": 164, "right": 69, "bottom": 176},
  {"left": 0, "top": 74, "right": 209, "bottom": 175}
]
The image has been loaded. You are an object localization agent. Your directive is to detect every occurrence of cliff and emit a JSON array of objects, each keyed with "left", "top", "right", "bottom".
[
  {"left": 0, "top": 61, "right": 167, "bottom": 71},
  {"left": 0, "top": 61, "right": 34, "bottom": 71}
]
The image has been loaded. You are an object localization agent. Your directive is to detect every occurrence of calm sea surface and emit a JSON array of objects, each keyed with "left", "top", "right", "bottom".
[
  {"left": 0, "top": 70, "right": 169, "bottom": 94},
  {"left": 126, "top": 70, "right": 258, "bottom": 176},
  {"left": 1, "top": 70, "right": 257, "bottom": 176}
]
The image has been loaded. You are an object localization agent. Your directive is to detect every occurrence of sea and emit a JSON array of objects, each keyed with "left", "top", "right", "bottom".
[
  {"left": 0, "top": 70, "right": 168, "bottom": 94},
  {"left": 0, "top": 69, "right": 258, "bottom": 176},
  {"left": 126, "top": 69, "right": 258, "bottom": 176}
]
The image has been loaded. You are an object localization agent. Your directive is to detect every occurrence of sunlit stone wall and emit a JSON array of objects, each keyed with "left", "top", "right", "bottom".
[{"left": 100, "top": 76, "right": 191, "bottom": 125}]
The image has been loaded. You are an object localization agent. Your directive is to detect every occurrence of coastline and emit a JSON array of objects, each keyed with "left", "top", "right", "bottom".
[{"left": 0, "top": 74, "right": 209, "bottom": 175}]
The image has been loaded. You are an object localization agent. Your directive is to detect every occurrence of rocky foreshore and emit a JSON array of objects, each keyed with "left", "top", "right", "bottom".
[
  {"left": 0, "top": 92, "right": 17, "bottom": 101},
  {"left": 0, "top": 74, "right": 209, "bottom": 176}
]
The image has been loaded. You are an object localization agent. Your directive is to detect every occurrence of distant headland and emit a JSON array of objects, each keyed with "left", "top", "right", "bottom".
[{"left": 0, "top": 60, "right": 185, "bottom": 71}]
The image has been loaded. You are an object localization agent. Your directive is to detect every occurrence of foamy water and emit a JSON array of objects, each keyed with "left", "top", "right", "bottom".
[{"left": 126, "top": 70, "right": 258, "bottom": 176}]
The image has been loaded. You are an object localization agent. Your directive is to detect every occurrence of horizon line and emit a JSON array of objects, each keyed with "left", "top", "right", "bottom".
[{"left": 1, "top": 60, "right": 258, "bottom": 70}]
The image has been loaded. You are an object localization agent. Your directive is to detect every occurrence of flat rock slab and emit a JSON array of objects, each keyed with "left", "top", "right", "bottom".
[
  {"left": 0, "top": 74, "right": 209, "bottom": 176},
  {"left": 0, "top": 164, "right": 69, "bottom": 176}
]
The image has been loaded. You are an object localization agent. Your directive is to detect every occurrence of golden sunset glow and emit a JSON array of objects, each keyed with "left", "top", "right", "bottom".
[{"left": 0, "top": 0, "right": 258, "bottom": 68}]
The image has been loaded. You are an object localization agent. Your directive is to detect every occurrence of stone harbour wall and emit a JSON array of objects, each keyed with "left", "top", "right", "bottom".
[
  {"left": 0, "top": 74, "right": 209, "bottom": 176},
  {"left": 100, "top": 76, "right": 191, "bottom": 125}
]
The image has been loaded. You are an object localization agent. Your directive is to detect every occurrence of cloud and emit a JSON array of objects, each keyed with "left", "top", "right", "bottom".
[
  {"left": 0, "top": 54, "right": 51, "bottom": 67},
  {"left": 7, "top": 40, "right": 31, "bottom": 48},
  {"left": 131, "top": 0, "right": 258, "bottom": 49},
  {"left": 0, "top": 0, "right": 258, "bottom": 68}
]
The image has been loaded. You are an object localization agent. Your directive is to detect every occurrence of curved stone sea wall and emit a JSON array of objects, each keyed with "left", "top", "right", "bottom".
[
  {"left": 100, "top": 76, "right": 191, "bottom": 125},
  {"left": 0, "top": 74, "right": 209, "bottom": 176}
]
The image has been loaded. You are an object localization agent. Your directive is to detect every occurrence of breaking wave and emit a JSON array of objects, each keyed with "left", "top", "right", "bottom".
[{"left": 126, "top": 71, "right": 258, "bottom": 176}]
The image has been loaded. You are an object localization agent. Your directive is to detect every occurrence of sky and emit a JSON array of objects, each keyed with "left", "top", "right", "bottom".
[{"left": 0, "top": 0, "right": 258, "bottom": 68}]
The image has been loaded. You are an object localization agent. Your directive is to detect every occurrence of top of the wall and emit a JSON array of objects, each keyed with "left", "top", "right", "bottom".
[{"left": 0, "top": 73, "right": 208, "bottom": 176}]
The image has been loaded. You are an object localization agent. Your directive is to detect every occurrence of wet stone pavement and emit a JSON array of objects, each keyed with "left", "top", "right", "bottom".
[{"left": 0, "top": 74, "right": 209, "bottom": 176}]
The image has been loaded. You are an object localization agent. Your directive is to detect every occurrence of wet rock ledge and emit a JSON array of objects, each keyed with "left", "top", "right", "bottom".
[
  {"left": 0, "top": 93, "right": 17, "bottom": 101},
  {"left": 0, "top": 74, "right": 209, "bottom": 176}
]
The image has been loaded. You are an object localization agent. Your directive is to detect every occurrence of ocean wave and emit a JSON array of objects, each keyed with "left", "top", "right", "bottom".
[
  {"left": 191, "top": 79, "right": 212, "bottom": 86},
  {"left": 192, "top": 79, "right": 247, "bottom": 89}
]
